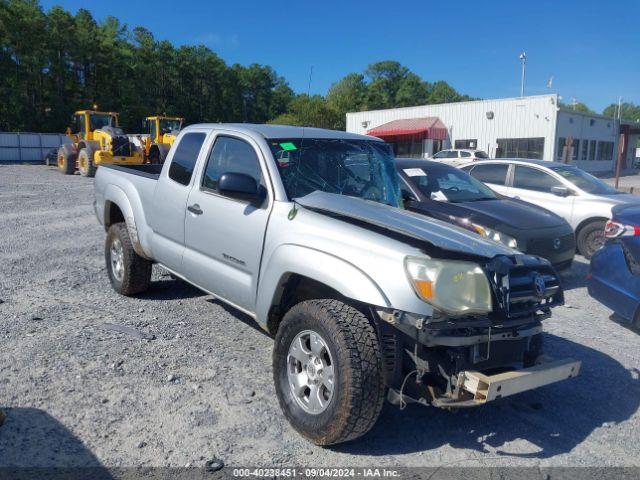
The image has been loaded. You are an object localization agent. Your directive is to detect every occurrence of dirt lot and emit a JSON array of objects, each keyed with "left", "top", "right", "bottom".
[{"left": 1, "top": 165, "right": 640, "bottom": 471}]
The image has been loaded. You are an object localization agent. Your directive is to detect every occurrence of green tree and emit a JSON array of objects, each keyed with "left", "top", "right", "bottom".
[
  {"left": 326, "top": 73, "right": 367, "bottom": 129},
  {"left": 269, "top": 94, "right": 341, "bottom": 130},
  {"left": 603, "top": 102, "right": 640, "bottom": 122}
]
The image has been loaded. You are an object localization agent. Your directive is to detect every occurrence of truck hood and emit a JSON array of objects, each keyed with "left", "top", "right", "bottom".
[{"left": 295, "top": 191, "right": 517, "bottom": 260}]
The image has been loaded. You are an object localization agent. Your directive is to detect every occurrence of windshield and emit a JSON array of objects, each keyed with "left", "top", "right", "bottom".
[
  {"left": 89, "top": 114, "right": 115, "bottom": 130},
  {"left": 549, "top": 166, "right": 620, "bottom": 195},
  {"left": 269, "top": 138, "right": 402, "bottom": 207},
  {"left": 403, "top": 164, "right": 498, "bottom": 203},
  {"left": 160, "top": 119, "right": 182, "bottom": 134}
]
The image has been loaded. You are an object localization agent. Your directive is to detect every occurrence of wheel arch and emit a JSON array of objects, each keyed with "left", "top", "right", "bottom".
[
  {"left": 102, "top": 185, "right": 152, "bottom": 260},
  {"left": 256, "top": 245, "right": 390, "bottom": 334},
  {"left": 575, "top": 216, "right": 608, "bottom": 238}
]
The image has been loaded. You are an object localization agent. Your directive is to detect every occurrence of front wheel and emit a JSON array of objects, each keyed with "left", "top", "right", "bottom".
[
  {"left": 105, "top": 222, "right": 152, "bottom": 296},
  {"left": 77, "top": 148, "right": 96, "bottom": 177},
  {"left": 57, "top": 146, "right": 76, "bottom": 175},
  {"left": 577, "top": 220, "right": 606, "bottom": 259},
  {"left": 273, "top": 299, "right": 385, "bottom": 445}
]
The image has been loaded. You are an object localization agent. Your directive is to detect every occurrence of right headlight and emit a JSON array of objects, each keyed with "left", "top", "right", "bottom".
[{"left": 404, "top": 256, "right": 493, "bottom": 315}]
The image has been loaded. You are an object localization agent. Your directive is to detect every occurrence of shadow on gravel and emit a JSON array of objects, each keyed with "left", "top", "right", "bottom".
[
  {"left": 139, "top": 278, "right": 206, "bottom": 301},
  {"left": 559, "top": 257, "right": 589, "bottom": 291},
  {"left": 206, "top": 298, "right": 270, "bottom": 337},
  {"left": 336, "top": 333, "right": 640, "bottom": 459},
  {"left": 0, "top": 407, "right": 111, "bottom": 477}
]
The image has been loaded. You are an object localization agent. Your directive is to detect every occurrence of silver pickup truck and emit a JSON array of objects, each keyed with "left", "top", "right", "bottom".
[{"left": 94, "top": 124, "right": 580, "bottom": 445}]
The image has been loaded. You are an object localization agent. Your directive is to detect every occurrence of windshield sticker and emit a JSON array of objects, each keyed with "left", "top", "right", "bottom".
[
  {"left": 404, "top": 168, "right": 426, "bottom": 177},
  {"left": 279, "top": 142, "right": 297, "bottom": 151}
]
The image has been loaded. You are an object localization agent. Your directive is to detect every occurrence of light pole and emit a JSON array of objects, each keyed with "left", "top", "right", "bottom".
[{"left": 519, "top": 52, "right": 527, "bottom": 97}]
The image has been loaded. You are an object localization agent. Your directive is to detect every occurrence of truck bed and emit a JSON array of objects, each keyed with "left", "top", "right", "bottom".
[{"left": 100, "top": 163, "right": 163, "bottom": 180}]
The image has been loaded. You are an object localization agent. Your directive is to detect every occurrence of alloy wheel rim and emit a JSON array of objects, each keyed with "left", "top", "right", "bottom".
[
  {"left": 110, "top": 238, "right": 125, "bottom": 282},
  {"left": 287, "top": 329, "right": 335, "bottom": 415},
  {"left": 588, "top": 230, "right": 604, "bottom": 256}
]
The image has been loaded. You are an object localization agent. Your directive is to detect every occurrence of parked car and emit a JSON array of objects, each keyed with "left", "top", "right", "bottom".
[
  {"left": 94, "top": 124, "right": 579, "bottom": 445},
  {"left": 462, "top": 159, "right": 640, "bottom": 258},
  {"left": 588, "top": 204, "right": 640, "bottom": 329},
  {"left": 431, "top": 148, "right": 489, "bottom": 167},
  {"left": 397, "top": 159, "right": 575, "bottom": 270}
]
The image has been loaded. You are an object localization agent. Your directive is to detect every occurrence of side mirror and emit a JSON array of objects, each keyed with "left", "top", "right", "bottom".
[
  {"left": 551, "top": 186, "right": 572, "bottom": 197},
  {"left": 218, "top": 172, "right": 263, "bottom": 203},
  {"left": 401, "top": 189, "right": 416, "bottom": 203}
]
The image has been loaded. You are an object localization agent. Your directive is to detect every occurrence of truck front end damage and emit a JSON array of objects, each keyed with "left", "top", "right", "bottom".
[{"left": 376, "top": 253, "right": 580, "bottom": 408}]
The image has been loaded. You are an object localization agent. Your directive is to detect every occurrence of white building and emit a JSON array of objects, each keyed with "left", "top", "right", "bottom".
[{"left": 346, "top": 94, "right": 639, "bottom": 173}]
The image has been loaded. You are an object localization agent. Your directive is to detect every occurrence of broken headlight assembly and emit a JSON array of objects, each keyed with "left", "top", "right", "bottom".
[{"left": 404, "top": 256, "right": 493, "bottom": 315}]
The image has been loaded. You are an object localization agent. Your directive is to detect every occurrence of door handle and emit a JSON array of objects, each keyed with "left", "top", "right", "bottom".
[{"left": 187, "top": 204, "right": 203, "bottom": 215}]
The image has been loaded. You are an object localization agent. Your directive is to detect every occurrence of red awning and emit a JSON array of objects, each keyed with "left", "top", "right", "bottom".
[{"left": 367, "top": 117, "right": 448, "bottom": 142}]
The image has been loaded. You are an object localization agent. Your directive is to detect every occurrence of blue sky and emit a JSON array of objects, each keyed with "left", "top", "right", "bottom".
[{"left": 41, "top": 0, "right": 639, "bottom": 113}]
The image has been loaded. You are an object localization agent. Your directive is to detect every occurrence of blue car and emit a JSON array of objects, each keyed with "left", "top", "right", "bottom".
[{"left": 588, "top": 204, "right": 640, "bottom": 328}]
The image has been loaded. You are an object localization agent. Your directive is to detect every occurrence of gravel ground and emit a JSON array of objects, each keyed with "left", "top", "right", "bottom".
[{"left": 1, "top": 165, "right": 640, "bottom": 471}]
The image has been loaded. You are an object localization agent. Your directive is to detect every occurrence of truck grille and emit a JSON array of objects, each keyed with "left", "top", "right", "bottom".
[
  {"left": 527, "top": 233, "right": 576, "bottom": 256},
  {"left": 484, "top": 254, "right": 564, "bottom": 320}
]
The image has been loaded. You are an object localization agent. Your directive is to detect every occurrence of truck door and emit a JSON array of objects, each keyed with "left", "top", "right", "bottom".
[
  {"left": 182, "top": 133, "right": 272, "bottom": 313},
  {"left": 150, "top": 131, "right": 208, "bottom": 272}
]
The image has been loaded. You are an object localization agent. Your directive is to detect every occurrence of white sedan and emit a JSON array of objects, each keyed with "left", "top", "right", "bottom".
[{"left": 462, "top": 159, "right": 640, "bottom": 258}]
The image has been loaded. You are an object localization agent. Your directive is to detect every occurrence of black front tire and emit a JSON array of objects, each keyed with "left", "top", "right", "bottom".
[
  {"left": 273, "top": 299, "right": 385, "bottom": 446},
  {"left": 105, "top": 222, "right": 152, "bottom": 296},
  {"left": 577, "top": 220, "right": 606, "bottom": 259},
  {"left": 78, "top": 148, "right": 97, "bottom": 177}
]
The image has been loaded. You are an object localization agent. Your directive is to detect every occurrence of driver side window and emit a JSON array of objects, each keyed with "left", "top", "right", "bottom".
[{"left": 202, "top": 136, "right": 263, "bottom": 193}]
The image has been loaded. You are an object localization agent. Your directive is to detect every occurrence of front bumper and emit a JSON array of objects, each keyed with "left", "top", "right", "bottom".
[
  {"left": 389, "top": 358, "right": 581, "bottom": 408},
  {"left": 588, "top": 244, "right": 640, "bottom": 322},
  {"left": 453, "top": 358, "right": 580, "bottom": 405},
  {"left": 519, "top": 228, "right": 576, "bottom": 268}
]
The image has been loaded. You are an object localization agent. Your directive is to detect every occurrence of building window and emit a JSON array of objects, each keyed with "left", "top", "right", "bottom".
[
  {"left": 598, "top": 141, "right": 614, "bottom": 161},
  {"left": 392, "top": 140, "right": 424, "bottom": 158},
  {"left": 572, "top": 139, "right": 580, "bottom": 161},
  {"left": 557, "top": 137, "right": 566, "bottom": 159},
  {"left": 454, "top": 139, "right": 477, "bottom": 149},
  {"left": 496, "top": 137, "right": 545, "bottom": 159},
  {"left": 581, "top": 140, "right": 589, "bottom": 161},
  {"left": 589, "top": 140, "right": 597, "bottom": 161}
]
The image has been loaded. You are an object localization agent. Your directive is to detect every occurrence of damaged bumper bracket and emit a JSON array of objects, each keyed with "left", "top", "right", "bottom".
[{"left": 427, "top": 358, "right": 581, "bottom": 408}]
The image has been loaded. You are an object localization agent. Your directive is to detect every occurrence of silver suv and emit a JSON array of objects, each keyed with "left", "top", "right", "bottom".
[
  {"left": 432, "top": 149, "right": 489, "bottom": 167},
  {"left": 462, "top": 159, "right": 640, "bottom": 258}
]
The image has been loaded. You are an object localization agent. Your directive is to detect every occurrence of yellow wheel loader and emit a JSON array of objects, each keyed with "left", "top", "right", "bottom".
[
  {"left": 142, "top": 115, "right": 184, "bottom": 164},
  {"left": 57, "top": 110, "right": 144, "bottom": 177}
]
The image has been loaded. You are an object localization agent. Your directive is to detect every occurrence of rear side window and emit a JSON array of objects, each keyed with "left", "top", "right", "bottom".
[
  {"left": 168, "top": 132, "right": 206, "bottom": 186},
  {"left": 460, "top": 151, "right": 472, "bottom": 158},
  {"left": 513, "top": 166, "right": 562, "bottom": 193},
  {"left": 202, "top": 136, "right": 262, "bottom": 192},
  {"left": 468, "top": 163, "right": 509, "bottom": 185}
]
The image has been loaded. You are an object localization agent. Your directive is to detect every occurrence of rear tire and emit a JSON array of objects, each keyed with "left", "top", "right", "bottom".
[
  {"left": 273, "top": 299, "right": 385, "bottom": 445},
  {"left": 78, "top": 148, "right": 97, "bottom": 177},
  {"left": 105, "top": 222, "right": 151, "bottom": 296},
  {"left": 57, "top": 146, "right": 76, "bottom": 175},
  {"left": 577, "top": 220, "right": 606, "bottom": 259}
]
